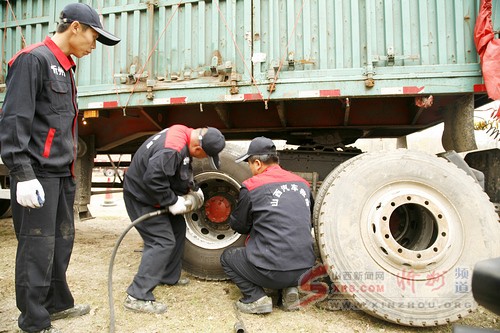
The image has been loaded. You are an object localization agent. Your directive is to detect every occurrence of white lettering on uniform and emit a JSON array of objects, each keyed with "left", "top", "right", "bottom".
[
  {"left": 146, "top": 134, "right": 162, "bottom": 149},
  {"left": 269, "top": 183, "right": 309, "bottom": 207},
  {"left": 50, "top": 64, "right": 66, "bottom": 77},
  {"left": 273, "top": 189, "right": 283, "bottom": 198},
  {"left": 280, "top": 184, "right": 290, "bottom": 192}
]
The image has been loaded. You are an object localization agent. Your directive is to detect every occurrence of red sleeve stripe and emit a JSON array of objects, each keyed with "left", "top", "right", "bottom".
[{"left": 43, "top": 128, "right": 56, "bottom": 158}]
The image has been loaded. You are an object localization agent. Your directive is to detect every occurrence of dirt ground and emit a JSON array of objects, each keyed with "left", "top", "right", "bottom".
[{"left": 1, "top": 191, "right": 499, "bottom": 333}]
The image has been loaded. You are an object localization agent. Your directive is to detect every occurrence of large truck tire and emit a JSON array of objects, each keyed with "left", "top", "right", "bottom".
[
  {"left": 0, "top": 176, "right": 11, "bottom": 218},
  {"left": 312, "top": 153, "right": 364, "bottom": 236},
  {"left": 182, "top": 143, "right": 251, "bottom": 280},
  {"left": 0, "top": 199, "right": 11, "bottom": 218},
  {"left": 314, "top": 149, "right": 500, "bottom": 326}
]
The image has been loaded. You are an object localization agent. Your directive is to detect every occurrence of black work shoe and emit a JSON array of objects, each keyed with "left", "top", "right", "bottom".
[
  {"left": 236, "top": 296, "right": 272, "bottom": 314},
  {"left": 50, "top": 304, "right": 90, "bottom": 321},
  {"left": 281, "top": 287, "right": 300, "bottom": 311}
]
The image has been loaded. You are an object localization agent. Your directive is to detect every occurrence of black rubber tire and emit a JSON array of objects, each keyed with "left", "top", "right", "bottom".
[
  {"left": 312, "top": 153, "right": 365, "bottom": 236},
  {"left": 0, "top": 176, "right": 11, "bottom": 218},
  {"left": 0, "top": 199, "right": 11, "bottom": 218},
  {"left": 182, "top": 142, "right": 251, "bottom": 280},
  {"left": 315, "top": 149, "right": 500, "bottom": 326}
]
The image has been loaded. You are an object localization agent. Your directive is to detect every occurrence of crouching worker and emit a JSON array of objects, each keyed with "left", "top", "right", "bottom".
[
  {"left": 220, "top": 137, "right": 316, "bottom": 314},
  {"left": 123, "top": 125, "right": 225, "bottom": 314}
]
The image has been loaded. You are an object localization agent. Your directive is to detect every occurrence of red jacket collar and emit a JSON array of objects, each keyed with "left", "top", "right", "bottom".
[{"left": 43, "top": 36, "right": 76, "bottom": 71}]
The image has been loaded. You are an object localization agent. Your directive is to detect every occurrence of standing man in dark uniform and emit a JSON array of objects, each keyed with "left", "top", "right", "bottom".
[
  {"left": 0, "top": 3, "right": 120, "bottom": 333},
  {"left": 123, "top": 124, "right": 225, "bottom": 314},
  {"left": 221, "top": 137, "right": 316, "bottom": 314}
]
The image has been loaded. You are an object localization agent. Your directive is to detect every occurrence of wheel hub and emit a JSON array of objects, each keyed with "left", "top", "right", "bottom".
[
  {"left": 361, "top": 185, "right": 463, "bottom": 278},
  {"left": 205, "top": 196, "right": 231, "bottom": 223},
  {"left": 184, "top": 172, "right": 241, "bottom": 250}
]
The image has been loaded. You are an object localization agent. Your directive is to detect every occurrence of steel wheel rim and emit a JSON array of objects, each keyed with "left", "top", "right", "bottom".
[
  {"left": 360, "top": 181, "right": 464, "bottom": 277},
  {"left": 185, "top": 172, "right": 241, "bottom": 250}
]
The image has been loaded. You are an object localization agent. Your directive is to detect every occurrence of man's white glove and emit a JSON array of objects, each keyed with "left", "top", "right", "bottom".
[
  {"left": 168, "top": 196, "right": 188, "bottom": 215},
  {"left": 17, "top": 179, "right": 45, "bottom": 208},
  {"left": 196, "top": 188, "right": 204, "bottom": 203}
]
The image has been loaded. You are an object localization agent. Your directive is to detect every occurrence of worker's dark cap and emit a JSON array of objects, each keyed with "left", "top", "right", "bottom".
[
  {"left": 236, "top": 137, "right": 276, "bottom": 163},
  {"left": 60, "top": 3, "right": 120, "bottom": 46},
  {"left": 200, "top": 127, "right": 225, "bottom": 169}
]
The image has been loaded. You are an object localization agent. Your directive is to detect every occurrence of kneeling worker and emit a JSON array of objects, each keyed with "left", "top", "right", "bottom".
[{"left": 221, "top": 137, "right": 316, "bottom": 314}]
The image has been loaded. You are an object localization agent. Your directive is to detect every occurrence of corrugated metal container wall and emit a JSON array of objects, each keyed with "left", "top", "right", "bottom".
[
  {"left": 0, "top": 0, "right": 498, "bottom": 104},
  {"left": 251, "top": 0, "right": 481, "bottom": 81},
  {"left": 74, "top": 0, "right": 255, "bottom": 91},
  {"left": 0, "top": 1, "right": 52, "bottom": 83}
]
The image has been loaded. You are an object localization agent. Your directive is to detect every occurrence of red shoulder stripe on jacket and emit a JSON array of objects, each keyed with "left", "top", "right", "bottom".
[
  {"left": 164, "top": 124, "right": 191, "bottom": 151},
  {"left": 243, "top": 165, "right": 309, "bottom": 191},
  {"left": 8, "top": 42, "right": 44, "bottom": 66}
]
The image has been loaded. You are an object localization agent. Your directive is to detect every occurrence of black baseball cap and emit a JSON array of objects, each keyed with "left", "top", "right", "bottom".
[
  {"left": 200, "top": 127, "right": 225, "bottom": 169},
  {"left": 235, "top": 137, "right": 277, "bottom": 163},
  {"left": 60, "top": 3, "right": 120, "bottom": 46}
]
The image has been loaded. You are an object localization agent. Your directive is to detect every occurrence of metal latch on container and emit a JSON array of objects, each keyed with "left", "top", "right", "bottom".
[
  {"left": 146, "top": 79, "right": 155, "bottom": 100},
  {"left": 114, "top": 64, "right": 149, "bottom": 84},
  {"left": 288, "top": 52, "right": 295, "bottom": 70},
  {"left": 371, "top": 46, "right": 420, "bottom": 66},
  {"left": 387, "top": 47, "right": 395, "bottom": 66},
  {"left": 210, "top": 57, "right": 234, "bottom": 82}
]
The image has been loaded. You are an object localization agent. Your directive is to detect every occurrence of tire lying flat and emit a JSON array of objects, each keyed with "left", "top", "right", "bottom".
[{"left": 315, "top": 149, "right": 500, "bottom": 326}]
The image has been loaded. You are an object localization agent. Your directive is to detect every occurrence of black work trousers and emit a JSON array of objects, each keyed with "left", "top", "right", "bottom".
[
  {"left": 11, "top": 176, "right": 76, "bottom": 333},
  {"left": 124, "top": 191, "right": 186, "bottom": 301},
  {"left": 220, "top": 247, "right": 309, "bottom": 303}
]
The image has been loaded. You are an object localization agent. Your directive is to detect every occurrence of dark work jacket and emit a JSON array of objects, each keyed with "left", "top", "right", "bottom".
[
  {"left": 229, "top": 164, "right": 316, "bottom": 271},
  {"left": 123, "top": 125, "right": 196, "bottom": 207},
  {"left": 0, "top": 37, "right": 78, "bottom": 181}
]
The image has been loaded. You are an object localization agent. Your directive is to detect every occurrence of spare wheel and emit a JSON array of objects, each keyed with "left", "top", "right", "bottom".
[{"left": 315, "top": 149, "right": 500, "bottom": 326}]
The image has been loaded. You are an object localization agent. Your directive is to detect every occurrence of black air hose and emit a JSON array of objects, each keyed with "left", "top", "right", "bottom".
[{"left": 108, "top": 208, "right": 168, "bottom": 333}]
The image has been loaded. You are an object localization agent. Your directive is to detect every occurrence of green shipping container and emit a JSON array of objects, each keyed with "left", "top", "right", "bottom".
[{"left": 1, "top": 1, "right": 498, "bottom": 150}]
